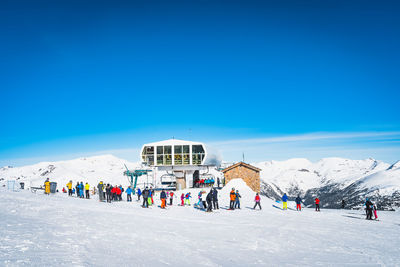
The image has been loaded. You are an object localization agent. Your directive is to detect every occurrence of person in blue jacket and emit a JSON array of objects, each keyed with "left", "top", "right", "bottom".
[
  {"left": 282, "top": 193, "right": 288, "bottom": 210},
  {"left": 137, "top": 188, "right": 142, "bottom": 201},
  {"left": 126, "top": 186, "right": 133, "bottom": 202}
]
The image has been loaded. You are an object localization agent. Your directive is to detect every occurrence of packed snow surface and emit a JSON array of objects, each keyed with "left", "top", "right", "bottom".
[{"left": 1, "top": 188, "right": 400, "bottom": 266}]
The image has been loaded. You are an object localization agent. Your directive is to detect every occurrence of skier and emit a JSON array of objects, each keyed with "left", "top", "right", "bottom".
[
  {"left": 282, "top": 193, "right": 288, "bottom": 210},
  {"left": 185, "top": 192, "right": 192, "bottom": 205},
  {"left": 160, "top": 189, "right": 167, "bottom": 209},
  {"left": 85, "top": 182, "right": 90, "bottom": 199},
  {"left": 126, "top": 186, "right": 133, "bottom": 202},
  {"left": 142, "top": 187, "right": 149, "bottom": 208},
  {"left": 212, "top": 188, "right": 219, "bottom": 209},
  {"left": 315, "top": 197, "right": 320, "bottom": 212},
  {"left": 66, "top": 180, "right": 73, "bottom": 196},
  {"left": 180, "top": 193, "right": 185, "bottom": 206},
  {"left": 253, "top": 193, "right": 261, "bottom": 210},
  {"left": 234, "top": 190, "right": 241, "bottom": 209},
  {"left": 341, "top": 199, "right": 346, "bottom": 209},
  {"left": 206, "top": 190, "right": 213, "bottom": 212},
  {"left": 137, "top": 187, "right": 142, "bottom": 201},
  {"left": 295, "top": 195, "right": 302, "bottom": 211},
  {"left": 97, "top": 181, "right": 104, "bottom": 202},
  {"left": 365, "top": 198, "right": 373, "bottom": 220},
  {"left": 44, "top": 178, "right": 50, "bottom": 195},
  {"left": 229, "top": 188, "right": 236, "bottom": 210},
  {"left": 169, "top": 191, "right": 174, "bottom": 205}
]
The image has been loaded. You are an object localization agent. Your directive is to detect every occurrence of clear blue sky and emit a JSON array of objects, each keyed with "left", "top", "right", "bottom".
[{"left": 1, "top": 0, "right": 400, "bottom": 166}]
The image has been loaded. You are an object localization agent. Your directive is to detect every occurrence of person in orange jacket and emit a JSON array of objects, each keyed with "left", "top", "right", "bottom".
[
  {"left": 229, "top": 188, "right": 236, "bottom": 210},
  {"left": 315, "top": 197, "right": 320, "bottom": 211}
]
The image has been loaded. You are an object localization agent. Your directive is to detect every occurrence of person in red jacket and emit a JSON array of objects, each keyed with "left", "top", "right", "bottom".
[
  {"left": 253, "top": 193, "right": 261, "bottom": 210},
  {"left": 315, "top": 197, "right": 320, "bottom": 211}
]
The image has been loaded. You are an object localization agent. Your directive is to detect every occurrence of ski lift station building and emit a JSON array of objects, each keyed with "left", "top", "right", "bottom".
[{"left": 140, "top": 139, "right": 221, "bottom": 189}]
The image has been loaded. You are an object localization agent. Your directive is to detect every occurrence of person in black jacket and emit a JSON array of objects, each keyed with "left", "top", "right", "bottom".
[
  {"left": 142, "top": 187, "right": 149, "bottom": 208},
  {"left": 212, "top": 188, "right": 219, "bottom": 209},
  {"left": 206, "top": 190, "right": 213, "bottom": 212},
  {"left": 365, "top": 198, "right": 373, "bottom": 220}
]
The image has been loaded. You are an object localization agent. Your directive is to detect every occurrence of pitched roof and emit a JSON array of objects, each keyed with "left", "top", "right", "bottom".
[{"left": 222, "top": 162, "right": 261, "bottom": 173}]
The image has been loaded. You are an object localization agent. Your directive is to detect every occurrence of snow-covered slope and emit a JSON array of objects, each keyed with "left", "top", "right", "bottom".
[{"left": 0, "top": 155, "right": 140, "bottom": 189}]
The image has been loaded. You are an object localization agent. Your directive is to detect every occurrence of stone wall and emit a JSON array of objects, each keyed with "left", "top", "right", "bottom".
[{"left": 224, "top": 165, "right": 260, "bottom": 192}]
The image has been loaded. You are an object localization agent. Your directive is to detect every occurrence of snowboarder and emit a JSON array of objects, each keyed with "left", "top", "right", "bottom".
[
  {"left": 137, "top": 187, "right": 142, "bottom": 201},
  {"left": 234, "top": 190, "right": 241, "bottom": 209},
  {"left": 212, "top": 188, "right": 219, "bottom": 209},
  {"left": 282, "top": 193, "right": 288, "bottom": 210},
  {"left": 229, "top": 188, "right": 236, "bottom": 210},
  {"left": 126, "top": 186, "right": 133, "bottom": 202},
  {"left": 315, "top": 197, "right": 320, "bottom": 212},
  {"left": 160, "top": 189, "right": 167, "bottom": 209},
  {"left": 365, "top": 198, "right": 373, "bottom": 220},
  {"left": 253, "top": 193, "right": 261, "bottom": 210},
  {"left": 97, "top": 181, "right": 104, "bottom": 202},
  {"left": 85, "top": 182, "right": 90, "bottom": 199},
  {"left": 295, "top": 195, "right": 302, "bottom": 211},
  {"left": 44, "top": 178, "right": 50, "bottom": 195},
  {"left": 66, "top": 180, "right": 73, "bottom": 196}
]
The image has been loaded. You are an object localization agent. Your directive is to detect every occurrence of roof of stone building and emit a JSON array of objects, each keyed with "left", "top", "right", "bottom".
[{"left": 222, "top": 161, "right": 261, "bottom": 173}]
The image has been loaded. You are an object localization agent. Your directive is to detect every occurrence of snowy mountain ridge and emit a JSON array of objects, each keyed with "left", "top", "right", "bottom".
[{"left": 1, "top": 155, "right": 399, "bottom": 209}]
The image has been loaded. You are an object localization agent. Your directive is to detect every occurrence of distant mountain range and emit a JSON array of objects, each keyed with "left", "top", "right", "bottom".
[
  {"left": 1, "top": 155, "right": 399, "bottom": 210},
  {"left": 254, "top": 158, "right": 400, "bottom": 210}
]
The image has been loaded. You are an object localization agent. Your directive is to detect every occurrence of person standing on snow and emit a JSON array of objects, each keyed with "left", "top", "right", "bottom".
[
  {"left": 206, "top": 190, "right": 213, "bottom": 212},
  {"left": 212, "top": 188, "right": 219, "bottom": 209},
  {"left": 85, "top": 182, "right": 90, "bottom": 199},
  {"left": 365, "top": 198, "right": 373, "bottom": 220},
  {"left": 169, "top": 191, "right": 174, "bottom": 205},
  {"left": 97, "top": 181, "right": 104, "bottom": 202},
  {"left": 282, "top": 193, "right": 288, "bottom": 210},
  {"left": 160, "top": 189, "right": 167, "bottom": 209},
  {"left": 315, "top": 197, "right": 320, "bottom": 212},
  {"left": 180, "top": 193, "right": 185, "bottom": 206},
  {"left": 229, "top": 188, "right": 236, "bottom": 210},
  {"left": 185, "top": 192, "right": 192, "bottom": 205},
  {"left": 234, "top": 190, "right": 241, "bottom": 209},
  {"left": 142, "top": 187, "right": 149, "bottom": 208},
  {"left": 126, "top": 186, "right": 133, "bottom": 202},
  {"left": 106, "top": 184, "right": 111, "bottom": 203},
  {"left": 253, "top": 193, "right": 261, "bottom": 210},
  {"left": 137, "top": 187, "right": 142, "bottom": 201},
  {"left": 295, "top": 195, "right": 302, "bottom": 211},
  {"left": 66, "top": 180, "right": 73, "bottom": 196}
]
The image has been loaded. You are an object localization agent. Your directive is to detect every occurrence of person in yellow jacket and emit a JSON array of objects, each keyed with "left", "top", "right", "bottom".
[
  {"left": 66, "top": 180, "right": 73, "bottom": 196},
  {"left": 85, "top": 182, "right": 90, "bottom": 199},
  {"left": 44, "top": 178, "right": 50, "bottom": 194}
]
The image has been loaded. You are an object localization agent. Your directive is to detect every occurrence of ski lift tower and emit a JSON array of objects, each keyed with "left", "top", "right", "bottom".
[
  {"left": 140, "top": 139, "right": 221, "bottom": 190},
  {"left": 123, "top": 164, "right": 152, "bottom": 194}
]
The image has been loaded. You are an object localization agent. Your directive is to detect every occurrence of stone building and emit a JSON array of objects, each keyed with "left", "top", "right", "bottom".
[{"left": 222, "top": 162, "right": 261, "bottom": 192}]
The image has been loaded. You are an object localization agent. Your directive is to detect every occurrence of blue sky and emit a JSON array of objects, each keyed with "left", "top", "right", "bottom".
[{"left": 1, "top": 0, "right": 399, "bottom": 166}]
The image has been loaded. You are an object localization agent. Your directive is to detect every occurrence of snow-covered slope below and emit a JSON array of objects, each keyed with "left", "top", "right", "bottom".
[{"left": 1, "top": 189, "right": 400, "bottom": 266}]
